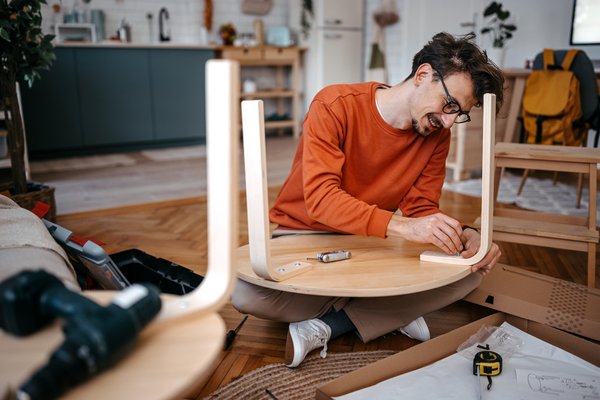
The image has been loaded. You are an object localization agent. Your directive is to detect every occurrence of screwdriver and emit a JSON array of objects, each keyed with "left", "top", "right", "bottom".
[{"left": 224, "top": 314, "right": 248, "bottom": 350}]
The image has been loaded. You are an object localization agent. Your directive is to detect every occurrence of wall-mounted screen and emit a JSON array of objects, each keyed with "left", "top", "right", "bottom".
[{"left": 570, "top": 0, "right": 600, "bottom": 45}]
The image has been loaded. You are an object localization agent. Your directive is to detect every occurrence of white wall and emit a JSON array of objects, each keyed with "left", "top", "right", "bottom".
[
  {"left": 42, "top": 0, "right": 290, "bottom": 44},
  {"left": 43, "top": 0, "right": 600, "bottom": 85},
  {"left": 370, "top": 0, "right": 600, "bottom": 85}
]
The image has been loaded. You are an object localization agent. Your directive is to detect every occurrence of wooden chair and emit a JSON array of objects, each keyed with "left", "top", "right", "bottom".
[
  {"left": 236, "top": 94, "right": 498, "bottom": 297},
  {"left": 0, "top": 59, "right": 241, "bottom": 399},
  {"left": 489, "top": 143, "right": 600, "bottom": 288},
  {"left": 517, "top": 49, "right": 600, "bottom": 208}
]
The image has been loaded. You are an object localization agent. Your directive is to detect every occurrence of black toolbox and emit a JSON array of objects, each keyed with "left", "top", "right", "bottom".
[
  {"left": 44, "top": 219, "right": 203, "bottom": 295},
  {"left": 110, "top": 249, "right": 203, "bottom": 295}
]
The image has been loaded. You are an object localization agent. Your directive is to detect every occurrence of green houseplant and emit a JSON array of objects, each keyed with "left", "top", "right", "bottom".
[
  {"left": 0, "top": 0, "right": 55, "bottom": 208},
  {"left": 480, "top": 1, "right": 517, "bottom": 48}
]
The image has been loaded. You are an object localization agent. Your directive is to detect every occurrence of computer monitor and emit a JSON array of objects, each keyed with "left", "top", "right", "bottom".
[{"left": 570, "top": 0, "right": 600, "bottom": 45}]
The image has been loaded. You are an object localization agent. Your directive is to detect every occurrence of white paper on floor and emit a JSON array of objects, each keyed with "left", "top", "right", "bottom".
[
  {"left": 334, "top": 322, "right": 600, "bottom": 400},
  {"left": 515, "top": 368, "right": 599, "bottom": 399}
]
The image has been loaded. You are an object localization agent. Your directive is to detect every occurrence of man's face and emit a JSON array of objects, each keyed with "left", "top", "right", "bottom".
[{"left": 411, "top": 68, "right": 477, "bottom": 137}]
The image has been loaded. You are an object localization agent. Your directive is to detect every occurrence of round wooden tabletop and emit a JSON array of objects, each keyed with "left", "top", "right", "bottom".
[
  {"left": 236, "top": 234, "right": 472, "bottom": 297},
  {"left": 0, "top": 291, "right": 225, "bottom": 400}
]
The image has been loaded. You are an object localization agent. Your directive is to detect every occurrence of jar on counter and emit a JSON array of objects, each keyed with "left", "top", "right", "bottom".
[
  {"left": 243, "top": 79, "right": 257, "bottom": 94},
  {"left": 118, "top": 19, "right": 132, "bottom": 43}
]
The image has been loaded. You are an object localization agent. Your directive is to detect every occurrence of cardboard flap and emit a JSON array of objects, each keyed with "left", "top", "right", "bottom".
[
  {"left": 317, "top": 312, "right": 600, "bottom": 400},
  {"left": 464, "top": 264, "right": 600, "bottom": 341},
  {"left": 316, "top": 313, "right": 507, "bottom": 400}
]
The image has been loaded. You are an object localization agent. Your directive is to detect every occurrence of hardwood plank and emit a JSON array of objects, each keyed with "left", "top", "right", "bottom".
[{"left": 53, "top": 188, "right": 598, "bottom": 399}]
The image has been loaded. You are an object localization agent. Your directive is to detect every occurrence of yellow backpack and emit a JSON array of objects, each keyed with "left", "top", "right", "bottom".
[{"left": 522, "top": 49, "right": 587, "bottom": 146}]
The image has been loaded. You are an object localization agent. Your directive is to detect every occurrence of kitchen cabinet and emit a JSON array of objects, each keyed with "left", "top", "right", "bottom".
[
  {"left": 218, "top": 46, "right": 304, "bottom": 138},
  {"left": 77, "top": 48, "right": 153, "bottom": 146},
  {"left": 150, "top": 50, "right": 209, "bottom": 141},
  {"left": 20, "top": 48, "right": 83, "bottom": 152},
  {"left": 21, "top": 45, "right": 215, "bottom": 158}
]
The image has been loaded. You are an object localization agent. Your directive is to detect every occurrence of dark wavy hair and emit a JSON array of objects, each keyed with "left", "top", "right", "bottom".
[{"left": 406, "top": 32, "right": 505, "bottom": 111}]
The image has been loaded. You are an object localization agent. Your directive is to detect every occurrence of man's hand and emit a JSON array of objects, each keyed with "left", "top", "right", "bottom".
[
  {"left": 460, "top": 228, "right": 501, "bottom": 275},
  {"left": 386, "top": 213, "right": 464, "bottom": 255}
]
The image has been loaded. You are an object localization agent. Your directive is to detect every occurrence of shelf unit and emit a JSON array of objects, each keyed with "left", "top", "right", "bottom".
[{"left": 218, "top": 46, "right": 304, "bottom": 138}]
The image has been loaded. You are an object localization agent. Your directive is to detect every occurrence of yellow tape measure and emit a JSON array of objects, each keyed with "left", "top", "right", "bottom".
[
  {"left": 473, "top": 350, "right": 502, "bottom": 391},
  {"left": 472, "top": 350, "right": 503, "bottom": 376}
]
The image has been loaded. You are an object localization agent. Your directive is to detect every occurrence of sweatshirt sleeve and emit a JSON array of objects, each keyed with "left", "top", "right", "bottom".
[
  {"left": 301, "top": 100, "right": 394, "bottom": 237},
  {"left": 398, "top": 129, "right": 450, "bottom": 217}
]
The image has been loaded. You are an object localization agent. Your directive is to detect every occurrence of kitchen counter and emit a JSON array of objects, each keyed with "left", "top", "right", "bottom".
[
  {"left": 21, "top": 45, "right": 215, "bottom": 158},
  {"left": 55, "top": 40, "right": 218, "bottom": 50}
]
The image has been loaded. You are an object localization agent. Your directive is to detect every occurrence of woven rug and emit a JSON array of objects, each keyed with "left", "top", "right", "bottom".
[
  {"left": 203, "top": 350, "right": 396, "bottom": 400},
  {"left": 443, "top": 171, "right": 600, "bottom": 225}
]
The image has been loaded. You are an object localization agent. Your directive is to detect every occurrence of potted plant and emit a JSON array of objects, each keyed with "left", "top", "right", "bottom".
[
  {"left": 480, "top": 1, "right": 516, "bottom": 66},
  {"left": 0, "top": 0, "right": 56, "bottom": 218},
  {"left": 218, "top": 23, "right": 237, "bottom": 46}
]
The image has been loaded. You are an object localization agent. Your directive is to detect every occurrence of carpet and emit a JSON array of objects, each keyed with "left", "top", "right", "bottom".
[
  {"left": 443, "top": 171, "right": 600, "bottom": 225},
  {"left": 203, "top": 350, "right": 395, "bottom": 400}
]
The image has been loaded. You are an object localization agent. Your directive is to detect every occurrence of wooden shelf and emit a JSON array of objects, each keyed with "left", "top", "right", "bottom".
[
  {"left": 218, "top": 46, "right": 304, "bottom": 138},
  {"left": 265, "top": 120, "right": 295, "bottom": 129},
  {"left": 241, "top": 89, "right": 294, "bottom": 99}
]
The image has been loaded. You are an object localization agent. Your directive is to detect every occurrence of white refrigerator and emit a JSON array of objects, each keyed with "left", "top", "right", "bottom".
[{"left": 301, "top": 0, "right": 365, "bottom": 113}]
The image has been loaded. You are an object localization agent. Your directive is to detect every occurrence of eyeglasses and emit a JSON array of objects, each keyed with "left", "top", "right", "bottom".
[{"left": 434, "top": 70, "right": 471, "bottom": 124}]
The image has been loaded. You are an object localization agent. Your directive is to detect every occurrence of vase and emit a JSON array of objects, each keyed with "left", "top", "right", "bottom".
[{"left": 488, "top": 47, "right": 506, "bottom": 68}]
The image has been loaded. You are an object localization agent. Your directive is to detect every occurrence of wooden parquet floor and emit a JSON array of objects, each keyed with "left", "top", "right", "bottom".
[{"left": 56, "top": 189, "right": 599, "bottom": 399}]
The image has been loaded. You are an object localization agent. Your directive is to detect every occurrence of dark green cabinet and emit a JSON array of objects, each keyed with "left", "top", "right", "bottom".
[
  {"left": 21, "top": 46, "right": 215, "bottom": 158},
  {"left": 21, "top": 48, "right": 83, "bottom": 152},
  {"left": 150, "top": 50, "right": 211, "bottom": 141},
  {"left": 77, "top": 48, "right": 153, "bottom": 146}
]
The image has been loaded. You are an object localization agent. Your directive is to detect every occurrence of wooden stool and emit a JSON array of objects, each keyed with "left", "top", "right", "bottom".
[
  {"left": 491, "top": 143, "right": 600, "bottom": 288},
  {"left": 0, "top": 60, "right": 241, "bottom": 398},
  {"left": 237, "top": 94, "right": 498, "bottom": 296}
]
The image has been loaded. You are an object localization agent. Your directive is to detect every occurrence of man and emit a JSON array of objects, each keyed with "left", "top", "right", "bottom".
[{"left": 232, "top": 32, "right": 505, "bottom": 368}]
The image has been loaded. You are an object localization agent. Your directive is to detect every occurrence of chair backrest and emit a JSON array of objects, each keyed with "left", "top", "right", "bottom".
[
  {"left": 420, "top": 93, "right": 496, "bottom": 265},
  {"left": 153, "top": 59, "right": 240, "bottom": 324},
  {"left": 241, "top": 99, "right": 311, "bottom": 282},
  {"left": 532, "top": 49, "right": 599, "bottom": 124}
]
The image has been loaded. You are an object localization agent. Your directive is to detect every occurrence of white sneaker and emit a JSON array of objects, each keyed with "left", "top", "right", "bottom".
[
  {"left": 285, "top": 319, "right": 332, "bottom": 368},
  {"left": 398, "top": 317, "right": 430, "bottom": 341}
]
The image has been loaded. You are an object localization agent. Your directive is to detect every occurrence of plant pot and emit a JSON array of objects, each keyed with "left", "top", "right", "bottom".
[
  {"left": 10, "top": 182, "right": 57, "bottom": 221},
  {"left": 488, "top": 47, "right": 506, "bottom": 68}
]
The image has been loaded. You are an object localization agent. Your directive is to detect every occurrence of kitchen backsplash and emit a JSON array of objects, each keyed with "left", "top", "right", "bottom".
[{"left": 42, "top": 0, "right": 292, "bottom": 44}]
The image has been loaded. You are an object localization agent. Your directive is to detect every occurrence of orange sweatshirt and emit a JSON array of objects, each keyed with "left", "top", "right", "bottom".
[{"left": 269, "top": 82, "right": 451, "bottom": 238}]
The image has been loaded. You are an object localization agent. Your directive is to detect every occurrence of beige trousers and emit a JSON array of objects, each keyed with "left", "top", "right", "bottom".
[{"left": 231, "top": 272, "right": 482, "bottom": 342}]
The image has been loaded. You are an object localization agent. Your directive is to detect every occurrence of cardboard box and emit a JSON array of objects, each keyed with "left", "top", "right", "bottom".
[
  {"left": 464, "top": 264, "right": 600, "bottom": 341},
  {"left": 316, "top": 312, "right": 600, "bottom": 400}
]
